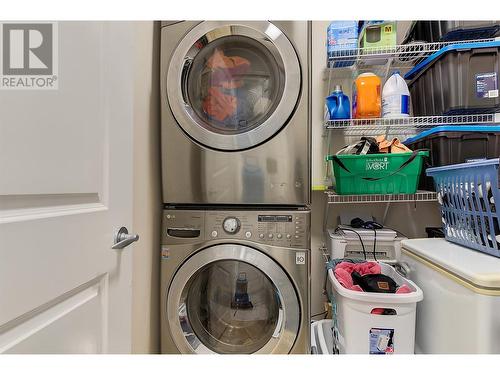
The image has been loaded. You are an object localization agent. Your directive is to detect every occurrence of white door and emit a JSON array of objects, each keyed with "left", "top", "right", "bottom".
[{"left": 0, "top": 22, "right": 135, "bottom": 353}]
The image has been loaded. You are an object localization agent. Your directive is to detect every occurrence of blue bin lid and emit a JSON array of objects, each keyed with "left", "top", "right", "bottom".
[
  {"left": 426, "top": 157, "right": 500, "bottom": 175},
  {"left": 404, "top": 125, "right": 500, "bottom": 145},
  {"left": 404, "top": 40, "right": 500, "bottom": 81}
]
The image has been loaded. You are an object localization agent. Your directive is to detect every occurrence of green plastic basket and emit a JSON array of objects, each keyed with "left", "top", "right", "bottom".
[{"left": 326, "top": 151, "right": 429, "bottom": 195}]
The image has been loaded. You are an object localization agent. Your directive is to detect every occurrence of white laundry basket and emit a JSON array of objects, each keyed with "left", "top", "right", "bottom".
[
  {"left": 310, "top": 319, "right": 334, "bottom": 354},
  {"left": 328, "top": 262, "right": 423, "bottom": 354}
]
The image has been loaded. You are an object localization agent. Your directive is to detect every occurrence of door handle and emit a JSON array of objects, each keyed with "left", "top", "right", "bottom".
[
  {"left": 112, "top": 226, "right": 139, "bottom": 249},
  {"left": 180, "top": 58, "right": 193, "bottom": 104},
  {"left": 272, "top": 306, "right": 284, "bottom": 338}
]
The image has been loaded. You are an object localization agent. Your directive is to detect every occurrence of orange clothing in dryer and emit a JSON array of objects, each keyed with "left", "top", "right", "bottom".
[
  {"left": 202, "top": 87, "right": 237, "bottom": 122},
  {"left": 206, "top": 49, "right": 250, "bottom": 73},
  {"left": 206, "top": 49, "right": 250, "bottom": 89}
]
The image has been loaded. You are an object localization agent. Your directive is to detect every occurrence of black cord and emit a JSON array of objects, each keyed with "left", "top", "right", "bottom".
[
  {"left": 336, "top": 227, "right": 367, "bottom": 260},
  {"left": 372, "top": 228, "right": 378, "bottom": 261},
  {"left": 311, "top": 310, "right": 328, "bottom": 319}
]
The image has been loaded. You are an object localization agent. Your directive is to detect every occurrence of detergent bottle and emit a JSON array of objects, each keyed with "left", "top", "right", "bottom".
[
  {"left": 326, "top": 85, "right": 351, "bottom": 120},
  {"left": 382, "top": 71, "right": 410, "bottom": 118},
  {"left": 352, "top": 73, "right": 381, "bottom": 119}
]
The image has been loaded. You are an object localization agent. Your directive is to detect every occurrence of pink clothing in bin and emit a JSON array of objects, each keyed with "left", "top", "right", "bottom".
[{"left": 334, "top": 261, "right": 411, "bottom": 293}]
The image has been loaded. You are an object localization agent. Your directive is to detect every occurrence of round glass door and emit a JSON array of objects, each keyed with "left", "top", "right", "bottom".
[
  {"left": 186, "top": 260, "right": 280, "bottom": 354},
  {"left": 167, "top": 244, "right": 300, "bottom": 354},
  {"left": 167, "top": 21, "right": 301, "bottom": 151},
  {"left": 186, "top": 35, "right": 283, "bottom": 136}
]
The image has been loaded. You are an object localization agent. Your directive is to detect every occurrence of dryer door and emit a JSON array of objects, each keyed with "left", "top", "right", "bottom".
[
  {"left": 166, "top": 21, "right": 301, "bottom": 151},
  {"left": 167, "top": 244, "right": 300, "bottom": 354}
]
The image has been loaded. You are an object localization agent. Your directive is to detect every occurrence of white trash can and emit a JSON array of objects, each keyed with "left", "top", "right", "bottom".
[{"left": 328, "top": 262, "right": 423, "bottom": 354}]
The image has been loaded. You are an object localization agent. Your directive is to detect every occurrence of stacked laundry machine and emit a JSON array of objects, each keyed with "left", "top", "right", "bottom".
[{"left": 160, "top": 21, "right": 311, "bottom": 354}]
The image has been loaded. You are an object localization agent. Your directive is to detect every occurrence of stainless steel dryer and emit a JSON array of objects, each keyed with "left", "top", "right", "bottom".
[
  {"left": 160, "top": 21, "right": 310, "bottom": 205},
  {"left": 160, "top": 207, "right": 310, "bottom": 354}
]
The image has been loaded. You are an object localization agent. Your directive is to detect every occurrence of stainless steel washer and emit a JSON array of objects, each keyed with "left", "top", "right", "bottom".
[
  {"left": 160, "top": 21, "right": 310, "bottom": 205},
  {"left": 160, "top": 208, "right": 310, "bottom": 354}
]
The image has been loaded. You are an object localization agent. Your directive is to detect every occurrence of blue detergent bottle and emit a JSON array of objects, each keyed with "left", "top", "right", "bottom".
[{"left": 326, "top": 85, "right": 351, "bottom": 120}]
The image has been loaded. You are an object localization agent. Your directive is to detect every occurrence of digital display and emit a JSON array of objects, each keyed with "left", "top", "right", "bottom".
[{"left": 258, "top": 215, "right": 292, "bottom": 222}]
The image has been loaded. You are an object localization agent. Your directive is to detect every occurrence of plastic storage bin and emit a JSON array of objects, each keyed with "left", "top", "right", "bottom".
[
  {"left": 404, "top": 41, "right": 500, "bottom": 115},
  {"left": 426, "top": 158, "right": 500, "bottom": 258},
  {"left": 403, "top": 21, "right": 500, "bottom": 43},
  {"left": 401, "top": 238, "right": 500, "bottom": 353},
  {"left": 327, "top": 21, "right": 359, "bottom": 68},
  {"left": 310, "top": 319, "right": 334, "bottom": 354},
  {"left": 359, "top": 21, "right": 397, "bottom": 49},
  {"left": 327, "top": 262, "right": 423, "bottom": 354},
  {"left": 405, "top": 125, "right": 500, "bottom": 191},
  {"left": 326, "top": 151, "right": 428, "bottom": 195}
]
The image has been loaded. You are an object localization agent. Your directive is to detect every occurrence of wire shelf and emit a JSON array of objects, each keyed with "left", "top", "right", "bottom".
[
  {"left": 326, "top": 38, "right": 498, "bottom": 70},
  {"left": 325, "top": 190, "right": 437, "bottom": 204},
  {"left": 324, "top": 113, "right": 500, "bottom": 136}
]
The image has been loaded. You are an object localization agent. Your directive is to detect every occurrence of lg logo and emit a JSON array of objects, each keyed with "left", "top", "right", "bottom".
[{"left": 1, "top": 22, "right": 58, "bottom": 89}]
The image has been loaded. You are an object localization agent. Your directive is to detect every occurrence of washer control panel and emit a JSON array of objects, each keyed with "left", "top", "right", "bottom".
[
  {"left": 164, "top": 209, "right": 310, "bottom": 248},
  {"left": 204, "top": 210, "right": 309, "bottom": 248}
]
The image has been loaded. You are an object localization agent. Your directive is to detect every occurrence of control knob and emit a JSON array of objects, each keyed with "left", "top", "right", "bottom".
[{"left": 223, "top": 217, "right": 241, "bottom": 234}]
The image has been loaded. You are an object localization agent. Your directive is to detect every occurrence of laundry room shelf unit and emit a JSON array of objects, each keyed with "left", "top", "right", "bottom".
[
  {"left": 325, "top": 37, "right": 498, "bottom": 80},
  {"left": 324, "top": 113, "right": 500, "bottom": 137},
  {"left": 319, "top": 38, "right": 492, "bottom": 242}
]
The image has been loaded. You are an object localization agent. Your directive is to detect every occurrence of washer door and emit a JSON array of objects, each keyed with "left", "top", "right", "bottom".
[
  {"left": 166, "top": 21, "right": 301, "bottom": 151},
  {"left": 167, "top": 244, "right": 300, "bottom": 354}
]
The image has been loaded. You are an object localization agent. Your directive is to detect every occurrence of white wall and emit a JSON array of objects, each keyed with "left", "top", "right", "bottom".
[{"left": 131, "top": 21, "right": 161, "bottom": 354}]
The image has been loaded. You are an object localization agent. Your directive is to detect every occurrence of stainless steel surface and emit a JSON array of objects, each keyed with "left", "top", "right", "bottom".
[
  {"left": 162, "top": 208, "right": 310, "bottom": 248},
  {"left": 161, "top": 21, "right": 311, "bottom": 205},
  {"left": 111, "top": 227, "right": 139, "bottom": 249},
  {"left": 160, "top": 208, "right": 310, "bottom": 354}
]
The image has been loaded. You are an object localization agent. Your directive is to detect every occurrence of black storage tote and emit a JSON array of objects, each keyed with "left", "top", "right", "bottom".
[
  {"left": 404, "top": 41, "right": 500, "bottom": 116},
  {"left": 404, "top": 125, "right": 500, "bottom": 191}
]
